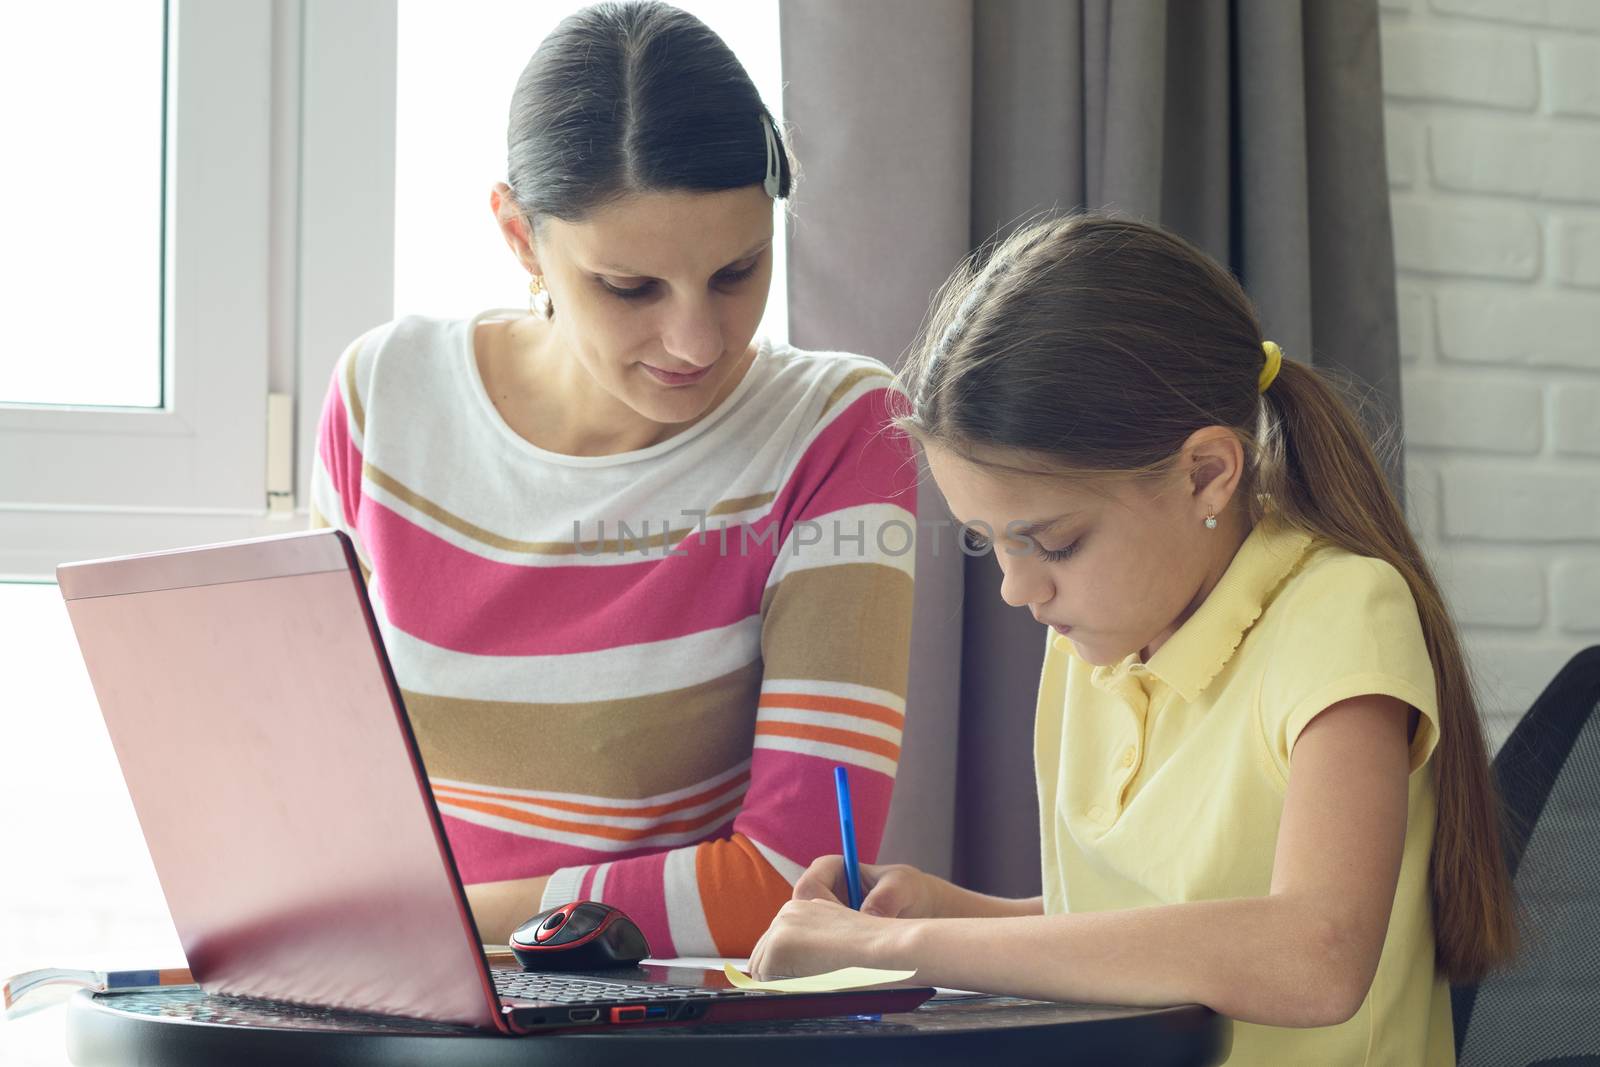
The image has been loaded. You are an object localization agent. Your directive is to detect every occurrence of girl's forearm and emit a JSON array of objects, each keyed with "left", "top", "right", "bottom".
[
  {"left": 884, "top": 894, "right": 1370, "bottom": 1028},
  {"left": 935, "top": 881, "right": 1045, "bottom": 918}
]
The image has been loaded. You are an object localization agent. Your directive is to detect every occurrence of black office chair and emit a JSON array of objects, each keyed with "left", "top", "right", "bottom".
[{"left": 1453, "top": 645, "right": 1600, "bottom": 1067}]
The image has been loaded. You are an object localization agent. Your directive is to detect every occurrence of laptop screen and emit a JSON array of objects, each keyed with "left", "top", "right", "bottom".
[{"left": 58, "top": 531, "right": 500, "bottom": 1028}]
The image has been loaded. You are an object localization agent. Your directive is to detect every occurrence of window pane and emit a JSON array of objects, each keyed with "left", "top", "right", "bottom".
[
  {"left": 394, "top": 0, "right": 787, "bottom": 345},
  {"left": 0, "top": 2, "right": 165, "bottom": 409}
]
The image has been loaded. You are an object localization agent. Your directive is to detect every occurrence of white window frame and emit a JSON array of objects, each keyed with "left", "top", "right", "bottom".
[{"left": 0, "top": 0, "right": 397, "bottom": 580}]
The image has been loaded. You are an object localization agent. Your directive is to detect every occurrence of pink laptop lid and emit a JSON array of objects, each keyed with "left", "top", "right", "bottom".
[{"left": 57, "top": 530, "right": 501, "bottom": 1029}]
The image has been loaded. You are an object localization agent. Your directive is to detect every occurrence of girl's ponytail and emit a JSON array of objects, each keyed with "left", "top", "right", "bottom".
[{"left": 1255, "top": 358, "right": 1517, "bottom": 982}]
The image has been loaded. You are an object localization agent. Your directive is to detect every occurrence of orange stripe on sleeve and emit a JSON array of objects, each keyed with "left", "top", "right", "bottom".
[
  {"left": 431, "top": 769, "right": 750, "bottom": 819},
  {"left": 439, "top": 793, "right": 745, "bottom": 842},
  {"left": 694, "top": 833, "right": 796, "bottom": 955},
  {"left": 757, "top": 692, "right": 904, "bottom": 728},
  {"left": 753, "top": 721, "right": 902, "bottom": 761}
]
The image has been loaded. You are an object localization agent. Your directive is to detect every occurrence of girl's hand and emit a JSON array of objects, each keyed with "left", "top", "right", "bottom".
[
  {"left": 792, "top": 856, "right": 945, "bottom": 918},
  {"left": 748, "top": 897, "right": 910, "bottom": 980}
]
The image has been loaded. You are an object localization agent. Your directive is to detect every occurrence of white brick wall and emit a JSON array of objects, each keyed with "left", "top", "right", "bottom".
[{"left": 1383, "top": 1, "right": 1600, "bottom": 749}]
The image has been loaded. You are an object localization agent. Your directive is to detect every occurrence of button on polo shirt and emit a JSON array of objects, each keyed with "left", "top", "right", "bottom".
[{"left": 1033, "top": 517, "right": 1450, "bottom": 1065}]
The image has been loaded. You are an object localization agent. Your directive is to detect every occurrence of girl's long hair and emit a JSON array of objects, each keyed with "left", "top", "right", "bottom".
[{"left": 896, "top": 213, "right": 1515, "bottom": 981}]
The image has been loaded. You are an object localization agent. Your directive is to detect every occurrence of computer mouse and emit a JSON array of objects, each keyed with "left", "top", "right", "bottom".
[{"left": 509, "top": 901, "right": 652, "bottom": 971}]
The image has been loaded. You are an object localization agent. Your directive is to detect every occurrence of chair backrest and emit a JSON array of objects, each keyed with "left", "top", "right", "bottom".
[{"left": 1453, "top": 646, "right": 1600, "bottom": 1066}]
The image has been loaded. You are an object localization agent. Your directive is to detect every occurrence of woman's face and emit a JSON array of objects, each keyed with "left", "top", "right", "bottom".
[
  {"left": 501, "top": 184, "right": 774, "bottom": 432},
  {"left": 923, "top": 440, "right": 1245, "bottom": 666}
]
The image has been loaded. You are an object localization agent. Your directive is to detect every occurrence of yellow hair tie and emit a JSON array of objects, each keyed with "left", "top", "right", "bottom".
[{"left": 1258, "top": 340, "right": 1283, "bottom": 393}]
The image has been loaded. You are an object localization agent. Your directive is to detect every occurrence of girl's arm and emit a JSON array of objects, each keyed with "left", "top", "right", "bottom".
[
  {"left": 752, "top": 694, "right": 1410, "bottom": 1029},
  {"left": 926, "top": 882, "right": 1044, "bottom": 919},
  {"left": 793, "top": 856, "right": 1043, "bottom": 919}
]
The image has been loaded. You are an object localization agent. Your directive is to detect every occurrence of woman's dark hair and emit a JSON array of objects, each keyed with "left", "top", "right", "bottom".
[
  {"left": 505, "top": 0, "right": 792, "bottom": 223},
  {"left": 897, "top": 212, "right": 1516, "bottom": 983}
]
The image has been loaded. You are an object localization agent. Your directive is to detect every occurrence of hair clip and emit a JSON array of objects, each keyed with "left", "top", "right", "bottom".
[
  {"left": 1259, "top": 340, "right": 1283, "bottom": 393},
  {"left": 760, "top": 113, "right": 780, "bottom": 198}
]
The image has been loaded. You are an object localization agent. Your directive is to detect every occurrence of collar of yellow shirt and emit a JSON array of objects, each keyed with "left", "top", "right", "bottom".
[{"left": 1084, "top": 517, "right": 1316, "bottom": 704}]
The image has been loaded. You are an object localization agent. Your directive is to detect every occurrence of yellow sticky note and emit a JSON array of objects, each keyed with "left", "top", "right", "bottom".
[{"left": 722, "top": 963, "right": 916, "bottom": 993}]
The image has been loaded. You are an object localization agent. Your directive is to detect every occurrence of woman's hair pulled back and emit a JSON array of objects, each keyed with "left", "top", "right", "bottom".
[{"left": 504, "top": 0, "right": 792, "bottom": 224}]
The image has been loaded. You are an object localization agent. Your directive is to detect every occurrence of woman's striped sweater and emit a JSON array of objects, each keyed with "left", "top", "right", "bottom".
[{"left": 309, "top": 311, "right": 917, "bottom": 956}]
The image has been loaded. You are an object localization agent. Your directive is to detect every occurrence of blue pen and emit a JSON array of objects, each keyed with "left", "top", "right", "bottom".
[
  {"left": 834, "top": 765, "right": 864, "bottom": 909},
  {"left": 834, "top": 767, "right": 880, "bottom": 1024}
]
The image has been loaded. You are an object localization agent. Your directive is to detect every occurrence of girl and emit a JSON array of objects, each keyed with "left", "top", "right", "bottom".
[
  {"left": 310, "top": 1, "right": 916, "bottom": 954},
  {"left": 749, "top": 214, "right": 1514, "bottom": 1065}
]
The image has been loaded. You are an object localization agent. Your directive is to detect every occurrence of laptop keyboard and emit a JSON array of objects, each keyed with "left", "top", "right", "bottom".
[{"left": 492, "top": 970, "right": 757, "bottom": 1004}]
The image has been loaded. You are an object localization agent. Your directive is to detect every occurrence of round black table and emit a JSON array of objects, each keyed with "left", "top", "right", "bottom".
[{"left": 66, "top": 986, "right": 1230, "bottom": 1066}]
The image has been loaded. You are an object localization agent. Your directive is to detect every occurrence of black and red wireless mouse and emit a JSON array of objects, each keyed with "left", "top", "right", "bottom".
[{"left": 509, "top": 901, "right": 652, "bottom": 971}]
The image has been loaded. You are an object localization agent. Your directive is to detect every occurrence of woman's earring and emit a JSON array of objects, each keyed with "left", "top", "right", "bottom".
[
  {"left": 528, "top": 274, "right": 553, "bottom": 319},
  {"left": 1204, "top": 512, "right": 1218, "bottom": 530}
]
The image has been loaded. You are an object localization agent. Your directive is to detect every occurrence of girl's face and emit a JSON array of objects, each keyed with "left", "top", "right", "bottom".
[
  {"left": 924, "top": 437, "right": 1247, "bottom": 665},
  {"left": 495, "top": 184, "right": 774, "bottom": 434}
]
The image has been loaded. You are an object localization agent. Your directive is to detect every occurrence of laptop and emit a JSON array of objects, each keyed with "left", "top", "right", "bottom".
[{"left": 55, "top": 528, "right": 934, "bottom": 1034}]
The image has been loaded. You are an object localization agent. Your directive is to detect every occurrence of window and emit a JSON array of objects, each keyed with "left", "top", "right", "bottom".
[
  {"left": 0, "top": 4, "right": 165, "bottom": 409},
  {"left": 0, "top": 0, "right": 281, "bottom": 579},
  {"left": 0, "top": 8, "right": 372, "bottom": 1064}
]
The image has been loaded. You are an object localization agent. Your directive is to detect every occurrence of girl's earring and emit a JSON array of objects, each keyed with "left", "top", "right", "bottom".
[
  {"left": 1203, "top": 512, "right": 1218, "bottom": 530},
  {"left": 528, "top": 274, "right": 553, "bottom": 319}
]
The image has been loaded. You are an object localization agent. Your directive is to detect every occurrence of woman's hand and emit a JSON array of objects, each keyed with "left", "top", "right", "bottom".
[
  {"left": 463, "top": 874, "right": 550, "bottom": 945},
  {"left": 748, "top": 897, "right": 913, "bottom": 980},
  {"left": 792, "top": 855, "right": 947, "bottom": 918}
]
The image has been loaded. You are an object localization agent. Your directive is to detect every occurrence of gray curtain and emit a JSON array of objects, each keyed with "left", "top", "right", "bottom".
[{"left": 781, "top": 0, "right": 1402, "bottom": 896}]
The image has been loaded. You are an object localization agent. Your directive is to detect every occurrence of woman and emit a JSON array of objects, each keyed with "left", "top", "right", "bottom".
[{"left": 310, "top": 1, "right": 917, "bottom": 955}]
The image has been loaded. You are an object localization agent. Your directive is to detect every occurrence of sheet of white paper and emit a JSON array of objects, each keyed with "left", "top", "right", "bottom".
[{"left": 643, "top": 956, "right": 750, "bottom": 971}]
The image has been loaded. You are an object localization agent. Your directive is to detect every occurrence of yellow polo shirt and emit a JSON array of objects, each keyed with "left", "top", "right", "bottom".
[{"left": 1035, "top": 517, "right": 1452, "bottom": 1065}]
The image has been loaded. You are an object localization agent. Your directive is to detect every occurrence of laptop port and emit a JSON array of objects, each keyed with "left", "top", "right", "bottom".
[
  {"left": 567, "top": 1008, "right": 601, "bottom": 1023},
  {"left": 645, "top": 1006, "right": 668, "bottom": 1019}
]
